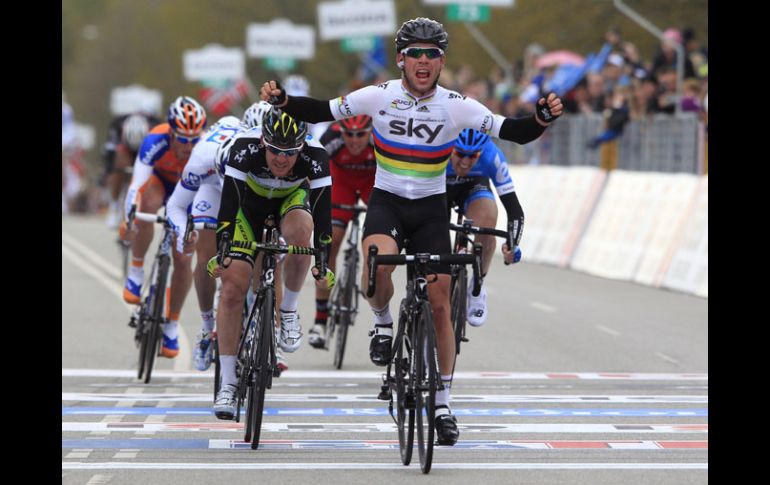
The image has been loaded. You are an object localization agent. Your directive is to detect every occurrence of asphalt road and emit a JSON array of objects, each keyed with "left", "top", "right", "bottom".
[{"left": 62, "top": 214, "right": 707, "bottom": 485}]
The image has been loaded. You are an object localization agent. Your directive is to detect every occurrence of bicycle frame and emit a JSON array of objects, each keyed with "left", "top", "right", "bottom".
[
  {"left": 368, "top": 245, "right": 481, "bottom": 474},
  {"left": 217, "top": 218, "right": 327, "bottom": 450},
  {"left": 448, "top": 207, "right": 516, "bottom": 356}
]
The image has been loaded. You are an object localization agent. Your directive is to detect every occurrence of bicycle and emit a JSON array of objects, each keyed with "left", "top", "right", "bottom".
[
  {"left": 215, "top": 216, "right": 329, "bottom": 449},
  {"left": 323, "top": 202, "right": 367, "bottom": 369},
  {"left": 448, "top": 207, "right": 516, "bottom": 355},
  {"left": 128, "top": 207, "right": 214, "bottom": 384},
  {"left": 368, "top": 245, "right": 481, "bottom": 474}
]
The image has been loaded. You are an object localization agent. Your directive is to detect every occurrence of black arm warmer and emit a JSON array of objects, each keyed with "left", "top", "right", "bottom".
[
  {"left": 215, "top": 175, "right": 246, "bottom": 249},
  {"left": 283, "top": 96, "right": 335, "bottom": 124},
  {"left": 499, "top": 191, "right": 525, "bottom": 247},
  {"left": 498, "top": 116, "right": 547, "bottom": 144},
  {"left": 309, "top": 184, "right": 332, "bottom": 253}
]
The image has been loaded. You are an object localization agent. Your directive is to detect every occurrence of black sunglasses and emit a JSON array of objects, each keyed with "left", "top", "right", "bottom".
[
  {"left": 401, "top": 47, "right": 444, "bottom": 59},
  {"left": 342, "top": 130, "right": 370, "bottom": 138},
  {"left": 264, "top": 140, "right": 302, "bottom": 156}
]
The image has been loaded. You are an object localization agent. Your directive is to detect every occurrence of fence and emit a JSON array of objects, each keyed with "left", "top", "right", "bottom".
[{"left": 497, "top": 113, "right": 706, "bottom": 175}]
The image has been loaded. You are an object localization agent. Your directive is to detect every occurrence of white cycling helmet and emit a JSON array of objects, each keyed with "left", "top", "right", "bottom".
[
  {"left": 122, "top": 114, "right": 150, "bottom": 151},
  {"left": 241, "top": 101, "right": 272, "bottom": 129},
  {"left": 215, "top": 135, "right": 237, "bottom": 177}
]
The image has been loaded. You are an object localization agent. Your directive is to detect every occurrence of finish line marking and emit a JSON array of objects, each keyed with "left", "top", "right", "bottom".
[
  {"left": 62, "top": 407, "right": 708, "bottom": 417},
  {"left": 62, "top": 369, "right": 708, "bottom": 380},
  {"left": 63, "top": 422, "right": 708, "bottom": 434},
  {"left": 62, "top": 393, "right": 707, "bottom": 404},
  {"left": 62, "top": 462, "right": 708, "bottom": 470},
  {"left": 62, "top": 439, "right": 708, "bottom": 451}
]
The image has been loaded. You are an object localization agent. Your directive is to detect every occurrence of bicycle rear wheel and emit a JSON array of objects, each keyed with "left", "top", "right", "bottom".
[
  {"left": 394, "top": 300, "right": 414, "bottom": 465},
  {"left": 414, "top": 301, "right": 437, "bottom": 474},
  {"left": 240, "top": 292, "right": 262, "bottom": 437},
  {"left": 450, "top": 268, "right": 467, "bottom": 355},
  {"left": 248, "top": 288, "right": 274, "bottom": 449}
]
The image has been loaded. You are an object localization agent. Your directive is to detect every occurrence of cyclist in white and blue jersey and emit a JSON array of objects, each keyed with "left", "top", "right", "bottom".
[
  {"left": 166, "top": 113, "right": 245, "bottom": 372},
  {"left": 446, "top": 128, "right": 524, "bottom": 327},
  {"left": 260, "top": 17, "right": 563, "bottom": 446}
]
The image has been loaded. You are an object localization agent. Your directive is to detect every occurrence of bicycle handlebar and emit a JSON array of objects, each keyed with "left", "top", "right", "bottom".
[
  {"left": 215, "top": 233, "right": 331, "bottom": 286},
  {"left": 449, "top": 220, "right": 517, "bottom": 266},
  {"left": 366, "top": 244, "right": 482, "bottom": 298},
  {"left": 183, "top": 214, "right": 217, "bottom": 243},
  {"left": 134, "top": 211, "right": 169, "bottom": 225}
]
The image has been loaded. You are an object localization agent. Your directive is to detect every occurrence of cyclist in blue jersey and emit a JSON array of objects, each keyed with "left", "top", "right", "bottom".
[
  {"left": 260, "top": 17, "right": 562, "bottom": 446},
  {"left": 446, "top": 129, "right": 523, "bottom": 326}
]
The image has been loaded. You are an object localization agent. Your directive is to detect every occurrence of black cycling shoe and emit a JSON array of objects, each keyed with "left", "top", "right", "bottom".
[
  {"left": 435, "top": 411, "right": 459, "bottom": 446},
  {"left": 368, "top": 332, "right": 393, "bottom": 366}
]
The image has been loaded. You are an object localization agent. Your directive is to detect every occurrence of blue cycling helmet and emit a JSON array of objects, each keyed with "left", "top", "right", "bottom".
[{"left": 454, "top": 128, "right": 489, "bottom": 153}]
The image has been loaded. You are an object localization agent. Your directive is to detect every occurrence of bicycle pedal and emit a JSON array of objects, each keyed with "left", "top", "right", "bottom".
[{"left": 377, "top": 385, "right": 391, "bottom": 401}]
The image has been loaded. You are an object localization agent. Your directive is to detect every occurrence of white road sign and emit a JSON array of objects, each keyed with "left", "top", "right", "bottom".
[
  {"left": 246, "top": 19, "right": 315, "bottom": 59},
  {"left": 183, "top": 44, "right": 245, "bottom": 81},
  {"left": 317, "top": 0, "right": 396, "bottom": 40}
]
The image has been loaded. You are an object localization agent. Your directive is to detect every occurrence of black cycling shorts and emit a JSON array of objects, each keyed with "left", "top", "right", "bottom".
[
  {"left": 363, "top": 188, "right": 451, "bottom": 274},
  {"left": 227, "top": 184, "right": 310, "bottom": 266},
  {"left": 446, "top": 176, "right": 493, "bottom": 216}
]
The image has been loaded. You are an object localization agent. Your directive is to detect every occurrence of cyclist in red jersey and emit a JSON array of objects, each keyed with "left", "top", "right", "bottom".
[
  {"left": 120, "top": 96, "right": 207, "bottom": 359},
  {"left": 308, "top": 115, "right": 376, "bottom": 348}
]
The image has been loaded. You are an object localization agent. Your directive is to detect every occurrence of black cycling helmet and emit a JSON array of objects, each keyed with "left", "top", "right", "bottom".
[
  {"left": 261, "top": 107, "right": 307, "bottom": 148},
  {"left": 395, "top": 17, "right": 449, "bottom": 52}
]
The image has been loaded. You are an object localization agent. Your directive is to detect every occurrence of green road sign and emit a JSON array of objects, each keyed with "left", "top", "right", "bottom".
[
  {"left": 446, "top": 4, "right": 490, "bottom": 22},
  {"left": 263, "top": 57, "right": 297, "bottom": 71},
  {"left": 341, "top": 36, "right": 376, "bottom": 53}
]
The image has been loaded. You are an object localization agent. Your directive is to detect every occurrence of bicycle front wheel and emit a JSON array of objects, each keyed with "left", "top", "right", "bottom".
[
  {"left": 248, "top": 288, "right": 274, "bottom": 449},
  {"left": 450, "top": 268, "right": 467, "bottom": 355},
  {"left": 413, "top": 301, "right": 438, "bottom": 474},
  {"left": 394, "top": 299, "right": 414, "bottom": 465}
]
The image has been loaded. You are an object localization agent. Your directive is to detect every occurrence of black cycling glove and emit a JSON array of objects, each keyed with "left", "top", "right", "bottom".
[
  {"left": 269, "top": 81, "right": 287, "bottom": 106},
  {"left": 534, "top": 93, "right": 560, "bottom": 124}
]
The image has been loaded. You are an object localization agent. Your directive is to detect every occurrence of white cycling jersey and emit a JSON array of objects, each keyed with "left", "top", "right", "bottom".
[
  {"left": 328, "top": 80, "right": 507, "bottom": 199},
  {"left": 166, "top": 116, "right": 242, "bottom": 253}
]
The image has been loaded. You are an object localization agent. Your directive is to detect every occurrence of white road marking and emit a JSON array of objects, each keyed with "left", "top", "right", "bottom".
[
  {"left": 62, "top": 231, "right": 123, "bottom": 280},
  {"left": 530, "top": 301, "right": 557, "bottom": 313},
  {"left": 595, "top": 324, "right": 621, "bottom": 337},
  {"left": 656, "top": 352, "right": 681, "bottom": 365},
  {"left": 62, "top": 245, "right": 133, "bottom": 313},
  {"left": 62, "top": 234, "right": 190, "bottom": 372},
  {"left": 62, "top": 392, "right": 707, "bottom": 404},
  {"left": 64, "top": 449, "right": 92, "bottom": 459},
  {"left": 62, "top": 369, "right": 708, "bottom": 380},
  {"left": 62, "top": 422, "right": 708, "bottom": 434},
  {"left": 84, "top": 474, "right": 113, "bottom": 485},
  {"left": 111, "top": 450, "right": 139, "bottom": 460},
  {"left": 61, "top": 462, "right": 707, "bottom": 470}
]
